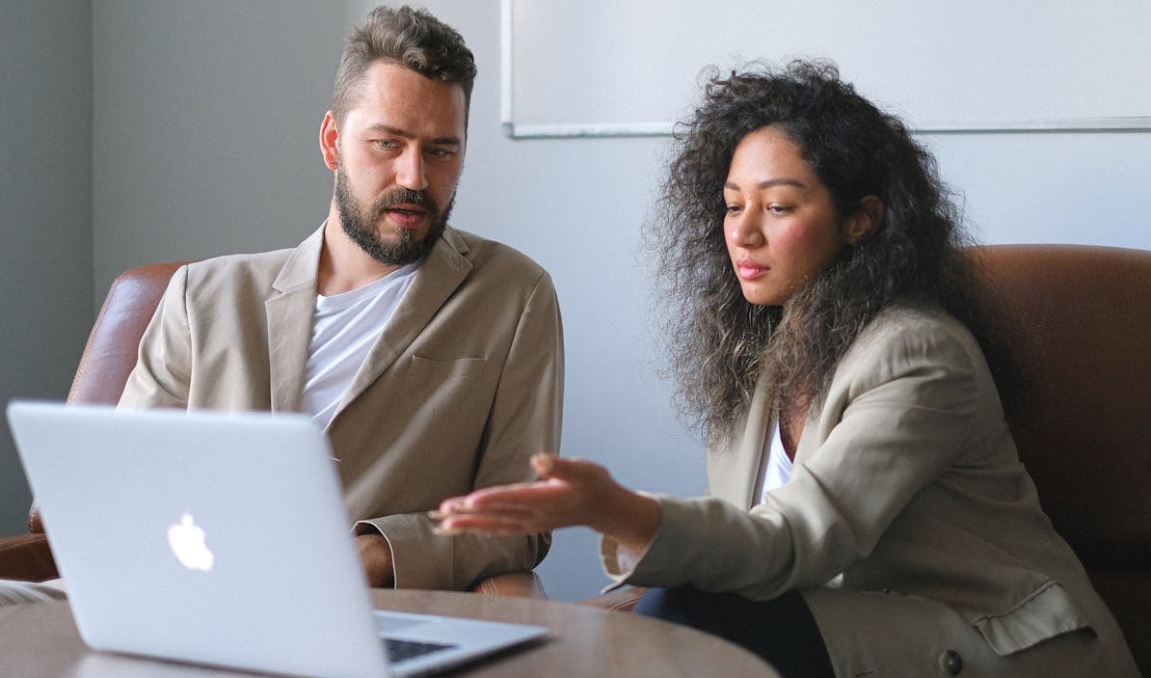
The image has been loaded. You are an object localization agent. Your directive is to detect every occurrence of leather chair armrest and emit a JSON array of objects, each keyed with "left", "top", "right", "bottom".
[
  {"left": 580, "top": 586, "right": 646, "bottom": 612},
  {"left": 0, "top": 533, "right": 59, "bottom": 582},
  {"left": 468, "top": 571, "right": 547, "bottom": 598}
]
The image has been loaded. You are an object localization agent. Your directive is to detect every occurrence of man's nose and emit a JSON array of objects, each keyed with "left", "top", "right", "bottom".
[{"left": 396, "top": 149, "right": 428, "bottom": 191}]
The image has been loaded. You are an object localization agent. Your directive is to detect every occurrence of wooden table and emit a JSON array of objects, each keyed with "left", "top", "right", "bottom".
[{"left": 0, "top": 589, "right": 780, "bottom": 677}]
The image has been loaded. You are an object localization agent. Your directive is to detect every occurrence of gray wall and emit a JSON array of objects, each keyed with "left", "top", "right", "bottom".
[
  {"left": 91, "top": 0, "right": 344, "bottom": 279},
  {"left": 4, "top": 1, "right": 1150, "bottom": 602},
  {"left": 0, "top": 2, "right": 93, "bottom": 536}
]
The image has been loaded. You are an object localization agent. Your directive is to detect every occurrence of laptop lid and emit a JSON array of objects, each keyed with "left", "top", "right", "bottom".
[{"left": 6, "top": 401, "right": 545, "bottom": 678}]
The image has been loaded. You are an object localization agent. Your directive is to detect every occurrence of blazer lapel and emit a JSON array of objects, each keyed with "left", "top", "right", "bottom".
[
  {"left": 266, "top": 226, "right": 324, "bottom": 413},
  {"left": 709, "top": 374, "right": 775, "bottom": 509},
  {"left": 333, "top": 227, "right": 473, "bottom": 414}
]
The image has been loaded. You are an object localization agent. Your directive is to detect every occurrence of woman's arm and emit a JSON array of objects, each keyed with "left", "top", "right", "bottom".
[{"left": 434, "top": 454, "right": 662, "bottom": 555}]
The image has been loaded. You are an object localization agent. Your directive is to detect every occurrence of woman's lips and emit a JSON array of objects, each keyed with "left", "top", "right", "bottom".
[{"left": 736, "top": 259, "right": 768, "bottom": 280}]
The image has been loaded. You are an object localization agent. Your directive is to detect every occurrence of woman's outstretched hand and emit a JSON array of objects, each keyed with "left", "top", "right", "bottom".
[{"left": 432, "top": 453, "right": 662, "bottom": 554}]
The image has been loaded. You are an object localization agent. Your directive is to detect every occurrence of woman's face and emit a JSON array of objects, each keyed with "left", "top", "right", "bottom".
[{"left": 723, "top": 126, "right": 863, "bottom": 307}]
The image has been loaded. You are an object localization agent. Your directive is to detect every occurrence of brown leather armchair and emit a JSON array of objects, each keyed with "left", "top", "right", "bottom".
[
  {"left": 0, "top": 260, "right": 545, "bottom": 599},
  {"left": 583, "top": 244, "right": 1151, "bottom": 675}
]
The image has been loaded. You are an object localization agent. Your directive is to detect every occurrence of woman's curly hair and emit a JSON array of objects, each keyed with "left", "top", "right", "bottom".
[{"left": 645, "top": 60, "right": 1012, "bottom": 440}]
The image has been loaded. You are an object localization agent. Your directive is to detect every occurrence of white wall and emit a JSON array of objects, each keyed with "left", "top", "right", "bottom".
[
  {"left": 5, "top": 1, "right": 1149, "bottom": 602},
  {"left": 924, "top": 133, "right": 1151, "bottom": 248},
  {"left": 0, "top": 2, "right": 93, "bottom": 536}
]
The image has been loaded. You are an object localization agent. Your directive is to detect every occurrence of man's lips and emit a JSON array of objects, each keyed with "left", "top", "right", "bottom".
[{"left": 384, "top": 204, "right": 428, "bottom": 229}]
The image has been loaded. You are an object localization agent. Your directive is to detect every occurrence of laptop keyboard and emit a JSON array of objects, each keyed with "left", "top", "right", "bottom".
[{"left": 384, "top": 638, "right": 457, "bottom": 663}]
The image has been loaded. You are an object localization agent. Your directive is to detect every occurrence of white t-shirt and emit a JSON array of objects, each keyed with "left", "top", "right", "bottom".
[{"left": 299, "top": 262, "right": 419, "bottom": 428}]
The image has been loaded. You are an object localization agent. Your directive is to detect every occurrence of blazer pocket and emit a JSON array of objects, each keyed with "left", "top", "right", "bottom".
[
  {"left": 972, "top": 581, "right": 1093, "bottom": 656},
  {"left": 408, "top": 356, "right": 487, "bottom": 381}
]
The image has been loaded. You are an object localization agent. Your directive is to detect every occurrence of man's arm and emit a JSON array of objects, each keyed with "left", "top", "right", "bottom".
[{"left": 118, "top": 266, "right": 194, "bottom": 409}]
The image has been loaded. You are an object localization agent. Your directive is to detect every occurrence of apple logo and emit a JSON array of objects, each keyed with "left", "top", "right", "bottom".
[{"left": 167, "top": 512, "right": 215, "bottom": 572}]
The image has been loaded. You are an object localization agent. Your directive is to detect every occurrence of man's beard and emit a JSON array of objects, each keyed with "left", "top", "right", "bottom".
[{"left": 335, "top": 166, "right": 453, "bottom": 266}]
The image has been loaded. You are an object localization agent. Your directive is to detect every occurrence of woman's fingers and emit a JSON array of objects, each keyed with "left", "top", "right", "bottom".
[
  {"left": 531, "top": 454, "right": 605, "bottom": 485},
  {"left": 431, "top": 455, "right": 618, "bottom": 536},
  {"left": 434, "top": 502, "right": 554, "bottom": 535},
  {"left": 530, "top": 452, "right": 556, "bottom": 477}
]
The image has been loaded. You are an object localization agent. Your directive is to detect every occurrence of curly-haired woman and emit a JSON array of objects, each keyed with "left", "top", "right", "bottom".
[{"left": 435, "top": 61, "right": 1139, "bottom": 678}]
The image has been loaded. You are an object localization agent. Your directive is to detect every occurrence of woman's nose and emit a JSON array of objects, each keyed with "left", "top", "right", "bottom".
[{"left": 727, "top": 211, "right": 765, "bottom": 248}]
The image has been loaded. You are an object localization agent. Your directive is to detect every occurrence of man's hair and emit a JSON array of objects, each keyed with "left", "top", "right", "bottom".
[
  {"left": 330, "top": 5, "right": 477, "bottom": 126},
  {"left": 646, "top": 59, "right": 1015, "bottom": 439}
]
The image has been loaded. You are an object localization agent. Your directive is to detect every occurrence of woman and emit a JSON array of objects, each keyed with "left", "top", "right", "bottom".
[{"left": 435, "top": 61, "right": 1138, "bottom": 677}]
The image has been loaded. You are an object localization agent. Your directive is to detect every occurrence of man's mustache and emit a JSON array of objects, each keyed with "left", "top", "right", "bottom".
[{"left": 372, "top": 188, "right": 437, "bottom": 218}]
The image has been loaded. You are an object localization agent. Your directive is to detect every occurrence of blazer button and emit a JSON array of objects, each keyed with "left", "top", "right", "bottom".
[{"left": 937, "top": 650, "right": 963, "bottom": 676}]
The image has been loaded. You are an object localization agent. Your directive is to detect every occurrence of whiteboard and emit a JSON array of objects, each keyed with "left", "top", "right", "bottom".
[{"left": 501, "top": 0, "right": 1151, "bottom": 137}]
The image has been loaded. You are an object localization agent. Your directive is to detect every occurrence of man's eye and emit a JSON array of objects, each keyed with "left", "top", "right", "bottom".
[
  {"left": 376, "top": 139, "right": 399, "bottom": 149},
  {"left": 426, "top": 147, "right": 454, "bottom": 159}
]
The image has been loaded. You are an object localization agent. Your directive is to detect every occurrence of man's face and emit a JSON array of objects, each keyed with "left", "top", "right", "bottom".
[{"left": 330, "top": 62, "right": 466, "bottom": 266}]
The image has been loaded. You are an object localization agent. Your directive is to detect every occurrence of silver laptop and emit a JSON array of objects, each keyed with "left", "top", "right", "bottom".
[{"left": 6, "top": 400, "right": 547, "bottom": 678}]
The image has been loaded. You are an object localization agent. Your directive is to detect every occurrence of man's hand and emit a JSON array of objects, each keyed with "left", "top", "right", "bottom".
[{"left": 356, "top": 532, "right": 395, "bottom": 588}]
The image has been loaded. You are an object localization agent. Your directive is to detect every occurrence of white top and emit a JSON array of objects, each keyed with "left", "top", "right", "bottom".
[
  {"left": 619, "top": 413, "right": 796, "bottom": 571},
  {"left": 753, "top": 414, "right": 793, "bottom": 506},
  {"left": 299, "top": 262, "right": 419, "bottom": 428}
]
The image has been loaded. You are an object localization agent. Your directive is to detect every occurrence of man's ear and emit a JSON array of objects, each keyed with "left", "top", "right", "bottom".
[
  {"left": 846, "top": 195, "right": 884, "bottom": 245},
  {"left": 319, "top": 111, "right": 340, "bottom": 171}
]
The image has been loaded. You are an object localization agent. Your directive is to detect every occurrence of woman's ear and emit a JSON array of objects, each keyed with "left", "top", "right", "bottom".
[{"left": 846, "top": 195, "right": 884, "bottom": 245}]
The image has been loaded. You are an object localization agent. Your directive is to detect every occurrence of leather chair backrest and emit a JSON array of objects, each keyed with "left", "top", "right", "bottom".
[
  {"left": 67, "top": 261, "right": 190, "bottom": 406},
  {"left": 28, "top": 261, "right": 189, "bottom": 532},
  {"left": 970, "top": 244, "right": 1151, "bottom": 671},
  {"left": 972, "top": 245, "right": 1151, "bottom": 563}
]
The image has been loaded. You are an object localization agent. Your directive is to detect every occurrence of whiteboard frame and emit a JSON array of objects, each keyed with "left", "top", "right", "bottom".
[{"left": 499, "top": 0, "right": 1151, "bottom": 139}]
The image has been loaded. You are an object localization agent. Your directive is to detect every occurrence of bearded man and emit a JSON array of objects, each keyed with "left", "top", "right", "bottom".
[{"left": 114, "top": 5, "right": 564, "bottom": 592}]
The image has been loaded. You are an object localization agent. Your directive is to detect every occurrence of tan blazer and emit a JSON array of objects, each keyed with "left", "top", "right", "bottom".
[
  {"left": 603, "top": 304, "right": 1137, "bottom": 677},
  {"left": 120, "top": 225, "right": 564, "bottom": 591}
]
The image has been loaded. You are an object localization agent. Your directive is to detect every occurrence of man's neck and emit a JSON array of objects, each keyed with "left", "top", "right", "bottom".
[{"left": 317, "top": 216, "right": 401, "bottom": 296}]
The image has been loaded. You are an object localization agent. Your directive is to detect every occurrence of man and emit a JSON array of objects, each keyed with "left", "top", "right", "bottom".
[{"left": 1, "top": 5, "right": 562, "bottom": 601}]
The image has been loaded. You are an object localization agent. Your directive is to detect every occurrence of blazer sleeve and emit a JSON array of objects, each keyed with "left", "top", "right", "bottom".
[
  {"left": 118, "top": 266, "right": 193, "bottom": 409},
  {"left": 604, "top": 309, "right": 983, "bottom": 600}
]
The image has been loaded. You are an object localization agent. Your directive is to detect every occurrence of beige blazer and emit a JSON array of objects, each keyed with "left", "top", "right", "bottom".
[
  {"left": 121, "top": 225, "right": 564, "bottom": 591},
  {"left": 603, "top": 304, "right": 1137, "bottom": 677}
]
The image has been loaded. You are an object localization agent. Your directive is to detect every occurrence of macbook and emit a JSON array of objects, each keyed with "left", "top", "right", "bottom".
[{"left": 6, "top": 400, "right": 547, "bottom": 678}]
